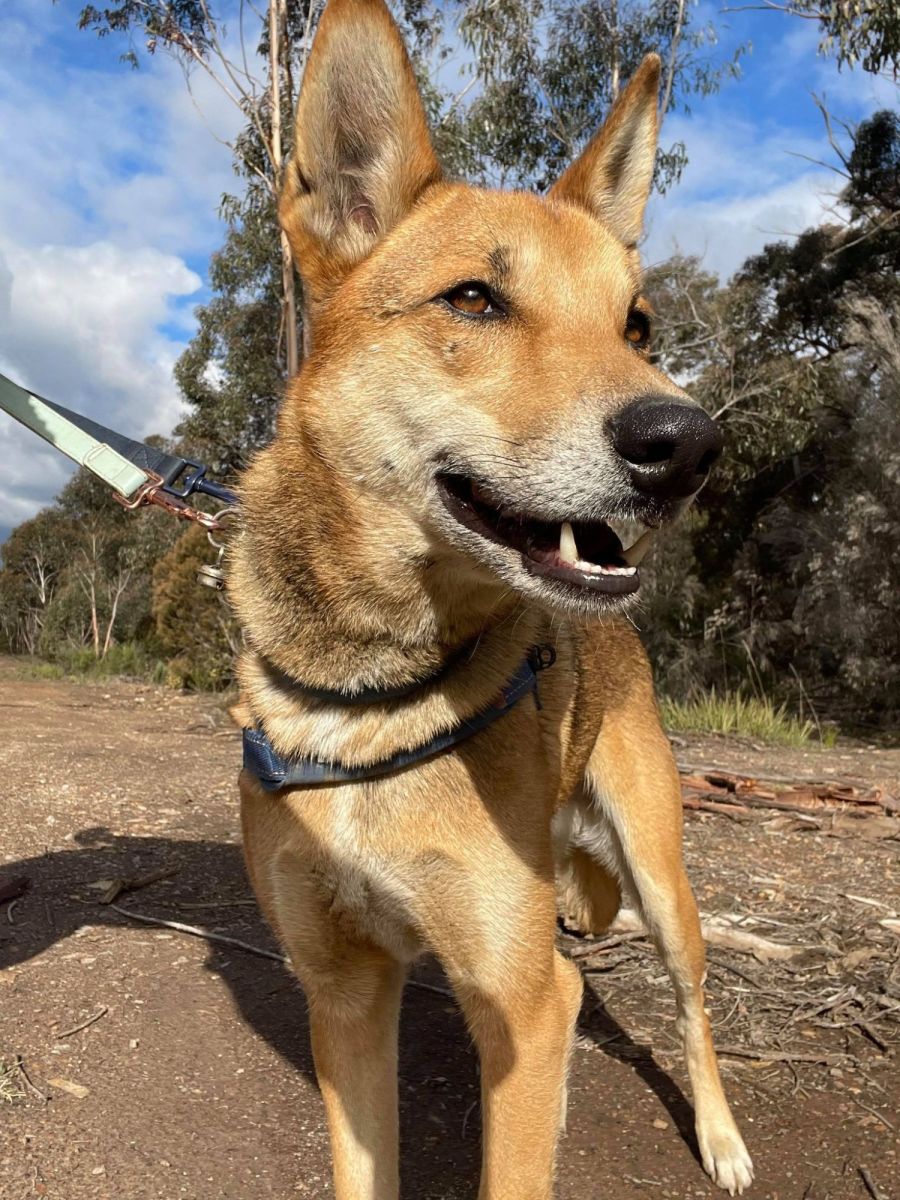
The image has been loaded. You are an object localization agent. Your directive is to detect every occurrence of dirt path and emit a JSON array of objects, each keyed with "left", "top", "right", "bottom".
[{"left": 1, "top": 663, "right": 897, "bottom": 1199}]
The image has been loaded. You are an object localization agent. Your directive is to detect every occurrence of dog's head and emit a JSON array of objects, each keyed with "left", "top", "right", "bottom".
[{"left": 276, "top": 0, "right": 721, "bottom": 619}]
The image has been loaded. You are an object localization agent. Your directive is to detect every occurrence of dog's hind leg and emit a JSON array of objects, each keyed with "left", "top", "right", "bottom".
[{"left": 584, "top": 710, "right": 754, "bottom": 1195}]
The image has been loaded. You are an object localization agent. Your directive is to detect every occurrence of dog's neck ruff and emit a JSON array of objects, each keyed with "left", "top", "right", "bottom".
[{"left": 242, "top": 643, "right": 557, "bottom": 790}]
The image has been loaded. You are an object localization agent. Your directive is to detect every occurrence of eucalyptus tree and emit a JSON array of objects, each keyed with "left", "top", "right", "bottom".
[
  {"left": 444, "top": 0, "right": 744, "bottom": 192},
  {"left": 722, "top": 0, "right": 899, "bottom": 76}
]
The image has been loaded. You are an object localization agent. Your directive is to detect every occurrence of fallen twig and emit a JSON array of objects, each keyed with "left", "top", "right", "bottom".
[
  {"left": 852, "top": 1096, "right": 895, "bottom": 1132},
  {"left": 567, "top": 931, "right": 648, "bottom": 959},
  {"left": 609, "top": 908, "right": 807, "bottom": 962},
  {"left": 681, "top": 795, "right": 754, "bottom": 821},
  {"left": 109, "top": 906, "right": 454, "bottom": 998},
  {"left": 14, "top": 1056, "right": 48, "bottom": 1104},
  {"left": 107, "top": 904, "right": 288, "bottom": 964},
  {"left": 716, "top": 1045, "right": 859, "bottom": 1067},
  {"left": 840, "top": 893, "right": 896, "bottom": 913},
  {"left": 678, "top": 764, "right": 899, "bottom": 819},
  {"left": 55, "top": 1006, "right": 109, "bottom": 1040},
  {"left": 859, "top": 1165, "right": 889, "bottom": 1200},
  {"left": 100, "top": 867, "right": 179, "bottom": 906}
]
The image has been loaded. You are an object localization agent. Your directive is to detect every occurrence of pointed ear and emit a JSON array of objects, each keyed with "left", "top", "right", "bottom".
[
  {"left": 549, "top": 55, "right": 661, "bottom": 247},
  {"left": 280, "top": 0, "right": 442, "bottom": 308}
]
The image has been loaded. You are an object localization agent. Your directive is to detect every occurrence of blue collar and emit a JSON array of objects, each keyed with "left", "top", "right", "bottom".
[{"left": 242, "top": 644, "right": 556, "bottom": 791}]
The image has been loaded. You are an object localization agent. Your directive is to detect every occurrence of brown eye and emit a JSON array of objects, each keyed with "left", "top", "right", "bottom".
[
  {"left": 625, "top": 309, "right": 651, "bottom": 348},
  {"left": 443, "top": 282, "right": 498, "bottom": 317}
]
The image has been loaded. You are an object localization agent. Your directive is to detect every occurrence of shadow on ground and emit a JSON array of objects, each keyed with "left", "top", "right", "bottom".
[{"left": 1, "top": 829, "right": 698, "bottom": 1197}]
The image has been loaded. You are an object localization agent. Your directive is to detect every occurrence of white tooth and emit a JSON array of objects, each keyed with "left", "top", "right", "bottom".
[
  {"left": 621, "top": 528, "right": 656, "bottom": 567},
  {"left": 560, "top": 520, "right": 579, "bottom": 565},
  {"left": 607, "top": 516, "right": 644, "bottom": 550}
]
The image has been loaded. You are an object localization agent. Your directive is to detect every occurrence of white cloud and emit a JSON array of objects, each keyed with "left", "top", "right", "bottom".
[
  {"left": 645, "top": 170, "right": 839, "bottom": 279},
  {"left": 0, "top": 0, "right": 251, "bottom": 533},
  {"left": 644, "top": 107, "right": 846, "bottom": 278},
  {"left": 0, "top": 239, "right": 202, "bottom": 528}
]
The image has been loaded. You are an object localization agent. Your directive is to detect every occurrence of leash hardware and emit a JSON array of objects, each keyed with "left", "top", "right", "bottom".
[
  {"left": 112, "top": 471, "right": 226, "bottom": 531},
  {"left": 198, "top": 506, "right": 240, "bottom": 590},
  {"left": 527, "top": 642, "right": 556, "bottom": 711},
  {"left": 529, "top": 643, "right": 557, "bottom": 672}
]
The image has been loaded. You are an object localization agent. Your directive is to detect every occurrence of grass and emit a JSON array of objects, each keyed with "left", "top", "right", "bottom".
[
  {"left": 660, "top": 688, "right": 829, "bottom": 747},
  {"left": 0, "top": 1060, "right": 24, "bottom": 1105},
  {"left": 7, "top": 643, "right": 168, "bottom": 685}
]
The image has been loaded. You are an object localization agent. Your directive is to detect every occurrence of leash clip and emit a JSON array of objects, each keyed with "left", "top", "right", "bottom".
[
  {"left": 527, "top": 642, "right": 557, "bottom": 712},
  {"left": 113, "top": 471, "right": 225, "bottom": 530},
  {"left": 197, "top": 506, "right": 239, "bottom": 590}
]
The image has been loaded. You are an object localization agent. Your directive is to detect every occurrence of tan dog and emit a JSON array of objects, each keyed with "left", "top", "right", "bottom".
[{"left": 230, "top": 0, "right": 754, "bottom": 1195}]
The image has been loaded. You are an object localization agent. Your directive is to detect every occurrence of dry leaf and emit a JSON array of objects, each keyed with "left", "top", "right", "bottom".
[{"left": 48, "top": 1077, "right": 90, "bottom": 1099}]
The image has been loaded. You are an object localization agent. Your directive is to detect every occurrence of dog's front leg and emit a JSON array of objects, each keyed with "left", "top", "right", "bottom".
[
  {"left": 450, "top": 937, "right": 583, "bottom": 1199},
  {"left": 585, "top": 714, "right": 754, "bottom": 1196},
  {"left": 305, "top": 949, "right": 407, "bottom": 1200}
]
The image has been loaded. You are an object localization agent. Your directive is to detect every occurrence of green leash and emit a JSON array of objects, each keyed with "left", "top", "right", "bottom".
[
  {"left": 0, "top": 371, "right": 149, "bottom": 498},
  {"left": 0, "top": 370, "right": 233, "bottom": 528}
]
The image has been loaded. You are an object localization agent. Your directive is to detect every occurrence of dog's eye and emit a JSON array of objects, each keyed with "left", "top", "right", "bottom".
[
  {"left": 443, "top": 282, "right": 499, "bottom": 317},
  {"left": 625, "top": 309, "right": 651, "bottom": 349}
]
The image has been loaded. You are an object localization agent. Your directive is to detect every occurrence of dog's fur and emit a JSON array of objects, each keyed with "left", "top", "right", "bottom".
[{"left": 230, "top": 0, "right": 754, "bottom": 1194}]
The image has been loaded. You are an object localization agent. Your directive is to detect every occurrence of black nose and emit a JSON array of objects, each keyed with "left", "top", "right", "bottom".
[{"left": 610, "top": 398, "right": 723, "bottom": 501}]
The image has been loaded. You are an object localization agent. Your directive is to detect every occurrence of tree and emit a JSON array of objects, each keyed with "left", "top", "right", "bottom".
[
  {"left": 722, "top": 0, "right": 900, "bottom": 76},
  {"left": 0, "top": 511, "right": 70, "bottom": 655},
  {"left": 77, "top": 0, "right": 314, "bottom": 374},
  {"left": 641, "top": 110, "right": 900, "bottom": 721},
  {"left": 448, "top": 0, "right": 744, "bottom": 192},
  {"left": 152, "top": 524, "right": 240, "bottom": 688},
  {"left": 75, "top": 1, "right": 450, "bottom": 477}
]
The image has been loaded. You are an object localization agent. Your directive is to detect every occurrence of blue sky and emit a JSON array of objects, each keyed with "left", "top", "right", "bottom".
[{"left": 0, "top": 0, "right": 896, "bottom": 539}]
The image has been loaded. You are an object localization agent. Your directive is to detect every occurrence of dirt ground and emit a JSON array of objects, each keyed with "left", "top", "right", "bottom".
[{"left": 1, "top": 660, "right": 897, "bottom": 1200}]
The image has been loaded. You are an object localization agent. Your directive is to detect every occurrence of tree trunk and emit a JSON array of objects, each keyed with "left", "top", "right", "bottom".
[
  {"left": 660, "top": 0, "right": 686, "bottom": 120},
  {"left": 270, "top": 0, "right": 300, "bottom": 377}
]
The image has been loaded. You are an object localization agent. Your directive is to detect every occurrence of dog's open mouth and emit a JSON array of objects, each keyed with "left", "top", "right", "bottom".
[{"left": 436, "top": 473, "right": 655, "bottom": 596}]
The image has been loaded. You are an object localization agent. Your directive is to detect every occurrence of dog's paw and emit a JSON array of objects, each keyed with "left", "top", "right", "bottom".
[{"left": 699, "top": 1125, "right": 754, "bottom": 1195}]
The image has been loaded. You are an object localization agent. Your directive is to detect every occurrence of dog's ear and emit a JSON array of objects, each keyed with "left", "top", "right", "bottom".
[
  {"left": 281, "top": 0, "right": 441, "bottom": 308},
  {"left": 549, "top": 55, "right": 661, "bottom": 247}
]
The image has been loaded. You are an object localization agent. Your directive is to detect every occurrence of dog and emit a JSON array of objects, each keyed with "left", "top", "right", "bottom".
[{"left": 229, "top": 0, "right": 754, "bottom": 1195}]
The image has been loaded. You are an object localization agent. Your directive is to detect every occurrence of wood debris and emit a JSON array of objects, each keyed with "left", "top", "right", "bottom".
[
  {"left": 98, "top": 866, "right": 180, "bottom": 906},
  {"left": 608, "top": 908, "right": 807, "bottom": 962},
  {"left": 678, "top": 764, "right": 899, "bottom": 840}
]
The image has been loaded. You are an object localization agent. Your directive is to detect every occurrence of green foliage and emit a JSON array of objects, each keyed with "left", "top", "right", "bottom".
[
  {"left": 0, "top": 460, "right": 182, "bottom": 670},
  {"left": 77, "top": 1, "right": 212, "bottom": 66},
  {"left": 450, "top": 0, "right": 743, "bottom": 191},
  {"left": 642, "top": 110, "right": 900, "bottom": 727},
  {"left": 773, "top": 0, "right": 900, "bottom": 75},
  {"left": 659, "top": 688, "right": 817, "bottom": 746},
  {"left": 54, "top": 640, "right": 168, "bottom": 681},
  {"left": 151, "top": 525, "right": 238, "bottom": 689},
  {"left": 21, "top": 5, "right": 896, "bottom": 727},
  {"left": 174, "top": 196, "right": 288, "bottom": 478}
]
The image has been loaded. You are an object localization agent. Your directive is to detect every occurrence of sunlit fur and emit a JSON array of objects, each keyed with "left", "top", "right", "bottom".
[{"left": 231, "top": 1, "right": 754, "bottom": 1196}]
